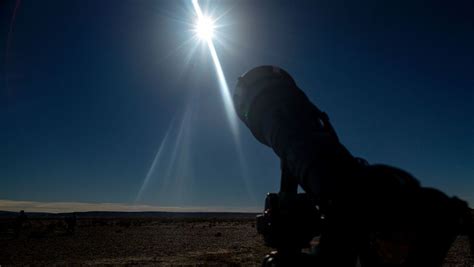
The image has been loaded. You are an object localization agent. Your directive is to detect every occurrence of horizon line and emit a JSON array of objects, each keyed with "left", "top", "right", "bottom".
[{"left": 0, "top": 199, "right": 260, "bottom": 214}]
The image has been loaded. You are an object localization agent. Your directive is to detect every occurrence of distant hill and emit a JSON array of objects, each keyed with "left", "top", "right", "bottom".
[
  {"left": 0, "top": 210, "right": 258, "bottom": 219},
  {"left": 0, "top": 211, "right": 18, "bottom": 218}
]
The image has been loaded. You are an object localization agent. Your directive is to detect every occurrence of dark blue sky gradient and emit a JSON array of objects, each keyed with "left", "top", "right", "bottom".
[{"left": 1, "top": 0, "right": 473, "bottom": 209}]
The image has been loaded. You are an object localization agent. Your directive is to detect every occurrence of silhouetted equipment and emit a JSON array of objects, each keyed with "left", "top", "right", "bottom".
[
  {"left": 14, "top": 210, "right": 28, "bottom": 238},
  {"left": 65, "top": 213, "right": 77, "bottom": 235},
  {"left": 234, "top": 66, "right": 473, "bottom": 266},
  {"left": 234, "top": 66, "right": 357, "bottom": 199},
  {"left": 256, "top": 161, "right": 321, "bottom": 266}
]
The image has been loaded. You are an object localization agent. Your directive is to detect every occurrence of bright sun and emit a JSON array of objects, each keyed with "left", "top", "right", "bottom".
[{"left": 195, "top": 16, "right": 214, "bottom": 40}]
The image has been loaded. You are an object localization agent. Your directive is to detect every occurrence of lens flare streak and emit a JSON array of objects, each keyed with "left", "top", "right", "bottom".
[
  {"left": 135, "top": 124, "right": 173, "bottom": 202},
  {"left": 136, "top": 0, "right": 255, "bottom": 205},
  {"left": 192, "top": 0, "right": 239, "bottom": 138},
  {"left": 191, "top": 0, "right": 255, "bottom": 203}
]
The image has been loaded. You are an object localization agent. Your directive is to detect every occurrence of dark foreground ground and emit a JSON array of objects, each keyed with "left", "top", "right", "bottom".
[{"left": 0, "top": 215, "right": 472, "bottom": 266}]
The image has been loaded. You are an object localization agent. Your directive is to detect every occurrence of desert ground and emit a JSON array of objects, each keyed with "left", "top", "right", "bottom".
[{"left": 0, "top": 215, "right": 472, "bottom": 266}]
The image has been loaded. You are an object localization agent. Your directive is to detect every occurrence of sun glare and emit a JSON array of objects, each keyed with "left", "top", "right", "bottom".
[
  {"left": 135, "top": 0, "right": 254, "bottom": 205},
  {"left": 195, "top": 16, "right": 214, "bottom": 40}
]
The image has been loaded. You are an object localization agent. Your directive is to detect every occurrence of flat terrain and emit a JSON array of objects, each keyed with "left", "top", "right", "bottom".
[
  {"left": 0, "top": 216, "right": 267, "bottom": 266},
  {"left": 0, "top": 216, "right": 472, "bottom": 266}
]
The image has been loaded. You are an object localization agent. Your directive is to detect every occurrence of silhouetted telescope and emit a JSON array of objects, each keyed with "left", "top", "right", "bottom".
[
  {"left": 233, "top": 66, "right": 474, "bottom": 266},
  {"left": 233, "top": 65, "right": 358, "bottom": 198}
]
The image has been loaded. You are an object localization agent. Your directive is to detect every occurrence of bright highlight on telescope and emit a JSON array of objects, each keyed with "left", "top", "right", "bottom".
[{"left": 195, "top": 16, "right": 215, "bottom": 40}]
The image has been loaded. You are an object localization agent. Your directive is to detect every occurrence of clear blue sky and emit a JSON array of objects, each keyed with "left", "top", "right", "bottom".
[{"left": 1, "top": 0, "right": 473, "bottom": 210}]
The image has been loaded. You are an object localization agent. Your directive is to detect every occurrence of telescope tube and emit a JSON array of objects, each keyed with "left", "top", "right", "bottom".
[{"left": 233, "top": 66, "right": 359, "bottom": 199}]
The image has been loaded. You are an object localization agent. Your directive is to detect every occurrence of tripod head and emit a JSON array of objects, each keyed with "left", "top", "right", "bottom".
[{"left": 256, "top": 161, "right": 322, "bottom": 266}]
